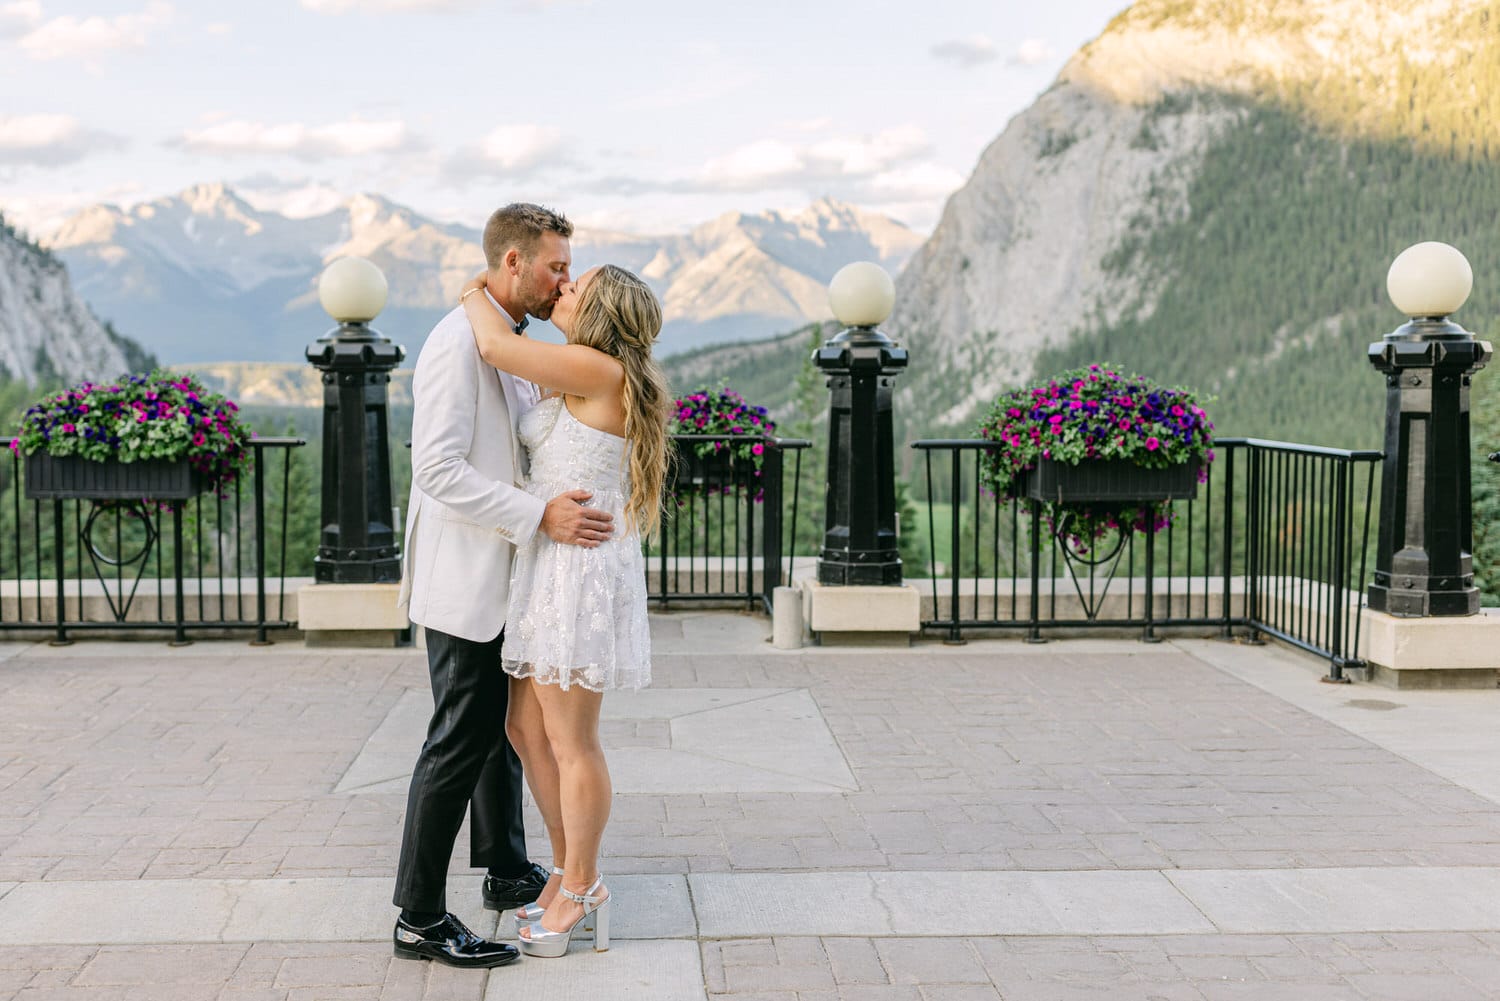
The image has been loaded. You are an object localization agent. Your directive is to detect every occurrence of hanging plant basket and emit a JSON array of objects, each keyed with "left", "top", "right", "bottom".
[
  {"left": 1020, "top": 458, "right": 1200, "bottom": 505},
  {"left": 24, "top": 454, "right": 203, "bottom": 501},
  {"left": 673, "top": 447, "right": 740, "bottom": 495}
]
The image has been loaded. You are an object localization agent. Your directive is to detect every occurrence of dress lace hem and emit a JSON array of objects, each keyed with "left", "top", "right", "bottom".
[{"left": 503, "top": 658, "right": 650, "bottom": 694}]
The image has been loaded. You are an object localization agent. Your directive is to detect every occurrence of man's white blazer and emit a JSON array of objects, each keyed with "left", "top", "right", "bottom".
[{"left": 397, "top": 306, "right": 546, "bottom": 642}]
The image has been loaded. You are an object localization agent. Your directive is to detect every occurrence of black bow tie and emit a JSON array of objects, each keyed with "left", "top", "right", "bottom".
[{"left": 512, "top": 316, "right": 529, "bottom": 335}]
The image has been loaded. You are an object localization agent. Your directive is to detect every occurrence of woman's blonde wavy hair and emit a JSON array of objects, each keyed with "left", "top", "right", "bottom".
[{"left": 570, "top": 265, "right": 672, "bottom": 538}]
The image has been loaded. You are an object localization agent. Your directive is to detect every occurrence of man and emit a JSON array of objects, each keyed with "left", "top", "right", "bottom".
[{"left": 392, "top": 203, "right": 613, "bottom": 968}]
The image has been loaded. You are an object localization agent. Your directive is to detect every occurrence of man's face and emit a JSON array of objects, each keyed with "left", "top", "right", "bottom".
[{"left": 514, "top": 231, "right": 572, "bottom": 320}]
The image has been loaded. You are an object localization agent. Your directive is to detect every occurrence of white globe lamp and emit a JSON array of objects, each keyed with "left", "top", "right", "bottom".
[
  {"left": 318, "top": 256, "right": 388, "bottom": 324},
  {"left": 829, "top": 261, "right": 895, "bottom": 329},
  {"left": 1386, "top": 241, "right": 1472, "bottom": 319}
]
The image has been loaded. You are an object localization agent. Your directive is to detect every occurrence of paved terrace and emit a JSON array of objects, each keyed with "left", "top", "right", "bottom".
[{"left": 4, "top": 613, "right": 1500, "bottom": 1000}]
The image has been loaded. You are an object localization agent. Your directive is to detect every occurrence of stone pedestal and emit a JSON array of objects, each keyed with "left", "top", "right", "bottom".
[
  {"left": 297, "top": 582, "right": 408, "bottom": 648},
  {"left": 802, "top": 580, "right": 920, "bottom": 646},
  {"left": 1356, "top": 607, "right": 1500, "bottom": 688}
]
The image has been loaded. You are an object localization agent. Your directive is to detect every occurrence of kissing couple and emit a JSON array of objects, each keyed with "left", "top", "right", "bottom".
[{"left": 391, "top": 202, "right": 670, "bottom": 967}]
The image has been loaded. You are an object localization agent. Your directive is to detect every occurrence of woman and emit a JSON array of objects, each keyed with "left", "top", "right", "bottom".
[{"left": 459, "top": 264, "right": 670, "bottom": 958}]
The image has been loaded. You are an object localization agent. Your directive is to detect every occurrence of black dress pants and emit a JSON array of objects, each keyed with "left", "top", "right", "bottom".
[{"left": 392, "top": 625, "right": 527, "bottom": 912}]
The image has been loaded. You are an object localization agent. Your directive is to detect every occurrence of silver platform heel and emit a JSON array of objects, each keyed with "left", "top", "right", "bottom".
[
  {"left": 517, "top": 875, "right": 610, "bottom": 958},
  {"left": 513, "top": 866, "right": 565, "bottom": 925}
]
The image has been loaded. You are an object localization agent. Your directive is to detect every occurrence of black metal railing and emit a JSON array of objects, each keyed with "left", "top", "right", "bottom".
[
  {"left": 911, "top": 437, "right": 1381, "bottom": 677},
  {"left": 0, "top": 438, "right": 307, "bottom": 644},
  {"left": 650, "top": 435, "right": 810, "bottom": 612}
]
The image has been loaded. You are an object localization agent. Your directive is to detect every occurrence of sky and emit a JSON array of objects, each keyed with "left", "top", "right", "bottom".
[{"left": 0, "top": 0, "right": 1131, "bottom": 239}]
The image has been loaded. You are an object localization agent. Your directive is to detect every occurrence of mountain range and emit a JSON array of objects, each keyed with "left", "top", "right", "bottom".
[{"left": 42, "top": 187, "right": 922, "bottom": 365}]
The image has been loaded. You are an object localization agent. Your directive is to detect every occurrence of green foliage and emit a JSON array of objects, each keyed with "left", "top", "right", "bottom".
[
  {"left": 1036, "top": 97, "right": 1500, "bottom": 451},
  {"left": 670, "top": 385, "right": 777, "bottom": 494},
  {"left": 13, "top": 370, "right": 253, "bottom": 492},
  {"left": 1471, "top": 374, "right": 1500, "bottom": 604},
  {"left": 974, "top": 364, "right": 1215, "bottom": 495}
]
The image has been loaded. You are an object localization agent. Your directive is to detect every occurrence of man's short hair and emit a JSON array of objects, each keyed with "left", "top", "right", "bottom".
[{"left": 482, "top": 203, "right": 573, "bottom": 270}]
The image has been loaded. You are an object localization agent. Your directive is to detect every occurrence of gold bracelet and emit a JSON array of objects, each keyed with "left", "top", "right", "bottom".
[{"left": 459, "top": 287, "right": 483, "bottom": 305}]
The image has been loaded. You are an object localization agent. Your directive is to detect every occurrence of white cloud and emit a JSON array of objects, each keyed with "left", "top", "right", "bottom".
[
  {"left": 16, "top": 1, "right": 172, "bottom": 61},
  {"left": 0, "top": 0, "right": 41, "bottom": 37},
  {"left": 440, "top": 123, "right": 565, "bottom": 179},
  {"left": 931, "top": 35, "right": 997, "bottom": 68},
  {"left": 699, "top": 126, "right": 932, "bottom": 190},
  {"left": 0, "top": 113, "right": 125, "bottom": 165},
  {"left": 1011, "top": 38, "right": 1056, "bottom": 65},
  {"left": 700, "top": 140, "right": 804, "bottom": 187},
  {"left": 868, "top": 162, "right": 968, "bottom": 200},
  {"left": 300, "top": 0, "right": 482, "bottom": 12},
  {"left": 175, "top": 118, "right": 416, "bottom": 159},
  {"left": 237, "top": 178, "right": 348, "bottom": 219}
]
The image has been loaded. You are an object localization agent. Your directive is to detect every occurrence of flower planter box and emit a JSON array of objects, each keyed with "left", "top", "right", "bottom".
[
  {"left": 1021, "top": 458, "right": 1199, "bottom": 505},
  {"left": 675, "top": 448, "right": 739, "bottom": 493},
  {"left": 24, "top": 454, "right": 202, "bottom": 501}
]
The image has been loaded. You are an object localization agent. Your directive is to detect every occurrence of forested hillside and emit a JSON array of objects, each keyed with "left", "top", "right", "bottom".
[{"left": 1035, "top": 94, "right": 1500, "bottom": 450}]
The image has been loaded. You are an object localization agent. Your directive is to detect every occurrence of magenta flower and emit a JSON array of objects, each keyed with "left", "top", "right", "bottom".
[{"left": 1145, "top": 437, "right": 1160, "bottom": 450}]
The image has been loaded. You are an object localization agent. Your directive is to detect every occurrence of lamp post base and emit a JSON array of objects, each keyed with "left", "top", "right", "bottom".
[
  {"left": 817, "top": 556, "right": 903, "bottom": 586},
  {"left": 1367, "top": 581, "right": 1480, "bottom": 617}
]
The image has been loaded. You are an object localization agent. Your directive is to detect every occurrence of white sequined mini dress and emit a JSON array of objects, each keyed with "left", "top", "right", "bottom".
[{"left": 502, "top": 395, "right": 651, "bottom": 692}]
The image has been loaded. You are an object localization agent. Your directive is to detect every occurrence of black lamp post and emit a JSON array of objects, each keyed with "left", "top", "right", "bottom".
[
  {"left": 816, "top": 262, "right": 907, "bottom": 586},
  {"left": 306, "top": 257, "right": 405, "bottom": 584},
  {"left": 1368, "top": 241, "right": 1491, "bottom": 617}
]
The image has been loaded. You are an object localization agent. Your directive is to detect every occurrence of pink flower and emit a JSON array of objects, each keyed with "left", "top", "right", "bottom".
[
  {"left": 751, "top": 443, "right": 765, "bottom": 455},
  {"left": 1145, "top": 437, "right": 1160, "bottom": 451},
  {"left": 61, "top": 423, "right": 75, "bottom": 433},
  {"left": 7, "top": 438, "right": 17, "bottom": 453},
  {"left": 192, "top": 432, "right": 207, "bottom": 446}
]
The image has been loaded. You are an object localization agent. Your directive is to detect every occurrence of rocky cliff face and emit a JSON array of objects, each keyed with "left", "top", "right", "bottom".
[
  {"left": 890, "top": 0, "right": 1495, "bottom": 432},
  {"left": 0, "top": 218, "right": 135, "bottom": 384}
]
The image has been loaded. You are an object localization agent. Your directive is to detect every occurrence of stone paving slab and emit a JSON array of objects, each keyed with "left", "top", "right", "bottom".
[
  {"left": 1167, "top": 866, "right": 1500, "bottom": 934},
  {"left": 701, "top": 933, "right": 1500, "bottom": 1001},
  {"left": 485, "top": 940, "right": 705, "bottom": 1001},
  {"left": 0, "top": 874, "right": 692, "bottom": 945},
  {"left": 336, "top": 688, "right": 857, "bottom": 797},
  {"left": 689, "top": 871, "right": 1215, "bottom": 937}
]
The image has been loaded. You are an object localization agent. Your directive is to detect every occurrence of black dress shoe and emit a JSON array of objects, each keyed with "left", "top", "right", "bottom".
[
  {"left": 393, "top": 913, "right": 519, "bottom": 968},
  {"left": 481, "top": 861, "right": 549, "bottom": 911}
]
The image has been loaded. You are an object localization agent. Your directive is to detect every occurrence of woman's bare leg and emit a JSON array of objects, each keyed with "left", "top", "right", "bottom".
[
  {"left": 505, "top": 675, "right": 565, "bottom": 907},
  {"left": 523, "top": 679, "right": 610, "bottom": 937}
]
